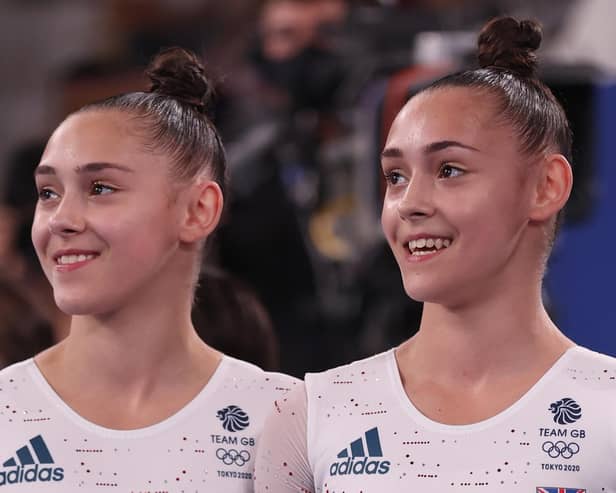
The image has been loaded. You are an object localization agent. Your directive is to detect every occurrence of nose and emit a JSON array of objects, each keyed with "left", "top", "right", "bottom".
[
  {"left": 48, "top": 195, "right": 86, "bottom": 236},
  {"left": 397, "top": 174, "right": 435, "bottom": 221}
]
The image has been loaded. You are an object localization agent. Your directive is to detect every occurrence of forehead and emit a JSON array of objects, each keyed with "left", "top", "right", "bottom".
[
  {"left": 41, "top": 110, "right": 147, "bottom": 167},
  {"left": 386, "top": 86, "right": 511, "bottom": 152}
]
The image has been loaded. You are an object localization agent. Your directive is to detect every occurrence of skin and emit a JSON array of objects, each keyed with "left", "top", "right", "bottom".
[
  {"left": 260, "top": 0, "right": 317, "bottom": 61},
  {"left": 259, "top": 0, "right": 347, "bottom": 61},
  {"left": 381, "top": 87, "right": 574, "bottom": 425},
  {"left": 31, "top": 109, "right": 224, "bottom": 429}
]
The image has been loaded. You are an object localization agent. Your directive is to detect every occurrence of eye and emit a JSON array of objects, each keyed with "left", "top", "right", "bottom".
[
  {"left": 37, "top": 187, "right": 59, "bottom": 201},
  {"left": 90, "top": 182, "right": 117, "bottom": 196},
  {"left": 438, "top": 163, "right": 464, "bottom": 179},
  {"left": 383, "top": 171, "right": 407, "bottom": 186}
]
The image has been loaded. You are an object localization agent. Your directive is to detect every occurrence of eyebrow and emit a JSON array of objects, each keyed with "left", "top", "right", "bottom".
[
  {"left": 425, "top": 140, "right": 480, "bottom": 153},
  {"left": 381, "top": 140, "right": 480, "bottom": 159},
  {"left": 34, "top": 162, "right": 134, "bottom": 177}
]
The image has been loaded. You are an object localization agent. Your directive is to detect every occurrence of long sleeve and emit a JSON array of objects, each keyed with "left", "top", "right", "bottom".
[{"left": 254, "top": 382, "right": 314, "bottom": 492}]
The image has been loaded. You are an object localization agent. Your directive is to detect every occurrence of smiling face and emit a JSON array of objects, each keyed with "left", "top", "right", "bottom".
[
  {"left": 381, "top": 87, "right": 541, "bottom": 307},
  {"left": 32, "top": 110, "right": 194, "bottom": 316}
]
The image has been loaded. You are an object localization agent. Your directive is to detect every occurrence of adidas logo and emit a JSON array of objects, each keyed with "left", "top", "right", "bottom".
[
  {"left": 329, "top": 427, "right": 391, "bottom": 476},
  {"left": 0, "top": 435, "right": 64, "bottom": 486}
]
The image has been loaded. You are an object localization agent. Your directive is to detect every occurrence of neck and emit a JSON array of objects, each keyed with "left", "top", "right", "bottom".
[
  {"left": 71, "top": 315, "right": 197, "bottom": 379},
  {"left": 30, "top": 252, "right": 224, "bottom": 429},
  {"left": 36, "top": 273, "right": 219, "bottom": 391},
  {"left": 399, "top": 280, "right": 573, "bottom": 384}
]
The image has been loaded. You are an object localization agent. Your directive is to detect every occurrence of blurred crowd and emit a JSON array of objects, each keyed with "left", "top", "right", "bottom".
[{"left": 1, "top": 0, "right": 613, "bottom": 376}]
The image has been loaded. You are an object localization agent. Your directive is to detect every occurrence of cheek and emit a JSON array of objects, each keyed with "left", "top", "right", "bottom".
[
  {"left": 109, "top": 212, "right": 178, "bottom": 259},
  {"left": 457, "top": 190, "right": 526, "bottom": 256}
]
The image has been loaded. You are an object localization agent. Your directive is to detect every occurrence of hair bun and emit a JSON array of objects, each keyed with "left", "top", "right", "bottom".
[
  {"left": 477, "top": 17, "right": 542, "bottom": 78},
  {"left": 146, "top": 47, "right": 214, "bottom": 114}
]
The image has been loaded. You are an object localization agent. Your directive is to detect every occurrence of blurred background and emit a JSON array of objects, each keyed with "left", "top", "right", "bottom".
[{"left": 1, "top": 0, "right": 616, "bottom": 377}]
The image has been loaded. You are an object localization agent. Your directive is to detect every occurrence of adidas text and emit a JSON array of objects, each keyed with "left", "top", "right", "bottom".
[
  {"left": 330, "top": 427, "right": 391, "bottom": 476},
  {"left": 0, "top": 464, "right": 64, "bottom": 486},
  {"left": 329, "top": 457, "right": 391, "bottom": 476}
]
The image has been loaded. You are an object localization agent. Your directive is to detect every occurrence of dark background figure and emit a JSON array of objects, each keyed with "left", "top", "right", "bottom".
[
  {"left": 213, "top": 0, "right": 354, "bottom": 375},
  {"left": 0, "top": 141, "right": 69, "bottom": 367},
  {"left": 193, "top": 265, "right": 280, "bottom": 371}
]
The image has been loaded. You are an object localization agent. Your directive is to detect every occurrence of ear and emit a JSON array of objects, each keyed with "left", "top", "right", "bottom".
[
  {"left": 178, "top": 179, "right": 224, "bottom": 243},
  {"left": 528, "top": 153, "right": 573, "bottom": 222}
]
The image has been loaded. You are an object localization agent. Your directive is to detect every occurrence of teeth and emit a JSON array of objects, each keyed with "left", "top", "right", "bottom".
[
  {"left": 413, "top": 250, "right": 435, "bottom": 256},
  {"left": 57, "top": 254, "right": 95, "bottom": 265},
  {"left": 407, "top": 237, "right": 452, "bottom": 255}
]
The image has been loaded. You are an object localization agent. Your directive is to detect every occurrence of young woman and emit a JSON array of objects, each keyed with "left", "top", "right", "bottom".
[
  {"left": 0, "top": 47, "right": 297, "bottom": 492},
  {"left": 254, "top": 17, "right": 616, "bottom": 492}
]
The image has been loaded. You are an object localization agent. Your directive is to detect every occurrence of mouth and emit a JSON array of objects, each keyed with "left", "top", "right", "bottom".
[
  {"left": 55, "top": 254, "right": 97, "bottom": 265},
  {"left": 407, "top": 237, "right": 452, "bottom": 257},
  {"left": 53, "top": 251, "right": 100, "bottom": 266}
]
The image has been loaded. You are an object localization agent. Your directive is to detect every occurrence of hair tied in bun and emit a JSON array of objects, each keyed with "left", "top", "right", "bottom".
[
  {"left": 146, "top": 47, "right": 214, "bottom": 115},
  {"left": 477, "top": 16, "right": 542, "bottom": 78}
]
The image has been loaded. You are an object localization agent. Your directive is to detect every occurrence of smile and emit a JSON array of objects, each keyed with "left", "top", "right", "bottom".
[
  {"left": 56, "top": 254, "right": 97, "bottom": 265},
  {"left": 408, "top": 237, "right": 452, "bottom": 256}
]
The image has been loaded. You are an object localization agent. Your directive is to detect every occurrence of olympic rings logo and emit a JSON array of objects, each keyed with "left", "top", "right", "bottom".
[
  {"left": 216, "top": 447, "right": 251, "bottom": 466},
  {"left": 541, "top": 440, "right": 580, "bottom": 459}
]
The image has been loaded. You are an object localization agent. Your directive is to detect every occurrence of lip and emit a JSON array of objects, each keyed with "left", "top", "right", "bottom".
[
  {"left": 52, "top": 249, "right": 100, "bottom": 273},
  {"left": 403, "top": 247, "right": 443, "bottom": 263}
]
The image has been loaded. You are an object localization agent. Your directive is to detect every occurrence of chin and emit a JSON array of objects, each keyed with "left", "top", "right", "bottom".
[
  {"left": 401, "top": 275, "right": 453, "bottom": 305},
  {"left": 401, "top": 281, "right": 431, "bottom": 303},
  {"left": 404, "top": 279, "right": 479, "bottom": 310},
  {"left": 53, "top": 293, "right": 106, "bottom": 316},
  {"left": 55, "top": 301, "right": 94, "bottom": 316}
]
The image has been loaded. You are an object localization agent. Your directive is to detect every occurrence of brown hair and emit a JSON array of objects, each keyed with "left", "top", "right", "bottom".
[
  {"left": 79, "top": 47, "right": 228, "bottom": 196},
  {"left": 419, "top": 17, "right": 572, "bottom": 243},
  {"left": 426, "top": 17, "right": 572, "bottom": 163},
  {"left": 192, "top": 266, "right": 280, "bottom": 370}
]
